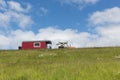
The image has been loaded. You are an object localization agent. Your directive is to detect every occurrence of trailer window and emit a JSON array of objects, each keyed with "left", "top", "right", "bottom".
[{"left": 34, "top": 42, "right": 40, "bottom": 47}]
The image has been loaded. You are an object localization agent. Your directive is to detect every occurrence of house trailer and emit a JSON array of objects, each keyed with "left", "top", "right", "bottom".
[{"left": 19, "top": 40, "right": 52, "bottom": 50}]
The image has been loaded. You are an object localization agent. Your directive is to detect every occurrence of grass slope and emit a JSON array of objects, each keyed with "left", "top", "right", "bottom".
[{"left": 0, "top": 48, "right": 120, "bottom": 80}]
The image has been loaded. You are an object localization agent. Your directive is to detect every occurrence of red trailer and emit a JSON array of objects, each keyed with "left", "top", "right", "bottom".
[{"left": 19, "top": 40, "right": 52, "bottom": 50}]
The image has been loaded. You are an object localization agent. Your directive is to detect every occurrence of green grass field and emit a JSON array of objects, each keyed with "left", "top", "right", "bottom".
[{"left": 0, "top": 48, "right": 120, "bottom": 80}]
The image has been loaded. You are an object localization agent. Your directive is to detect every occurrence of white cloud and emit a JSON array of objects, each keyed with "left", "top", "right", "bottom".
[
  {"left": 0, "top": 0, "right": 33, "bottom": 29},
  {"left": 7, "top": 1, "right": 31, "bottom": 13},
  {"left": 0, "top": 12, "right": 10, "bottom": 27},
  {"left": 0, "top": 0, "right": 7, "bottom": 11},
  {"left": 89, "top": 7, "right": 120, "bottom": 26},
  {"left": 95, "top": 25, "right": 120, "bottom": 46},
  {"left": 8, "top": 1, "right": 25, "bottom": 12},
  {"left": 0, "top": 35, "right": 10, "bottom": 49},
  {"left": 40, "top": 7, "right": 48, "bottom": 15},
  {"left": 61, "top": 0, "right": 98, "bottom": 4},
  {"left": 88, "top": 7, "right": 120, "bottom": 47},
  {"left": 17, "top": 13, "right": 33, "bottom": 28},
  {"left": 58, "top": 0, "right": 99, "bottom": 9}
]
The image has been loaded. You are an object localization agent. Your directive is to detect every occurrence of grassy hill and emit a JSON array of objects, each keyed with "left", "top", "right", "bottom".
[{"left": 0, "top": 48, "right": 120, "bottom": 80}]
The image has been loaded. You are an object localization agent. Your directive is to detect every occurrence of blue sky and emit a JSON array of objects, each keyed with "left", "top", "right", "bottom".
[{"left": 0, "top": 0, "right": 120, "bottom": 49}]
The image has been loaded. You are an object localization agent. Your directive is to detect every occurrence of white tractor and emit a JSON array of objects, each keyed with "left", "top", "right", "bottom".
[{"left": 56, "top": 41, "right": 69, "bottom": 48}]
